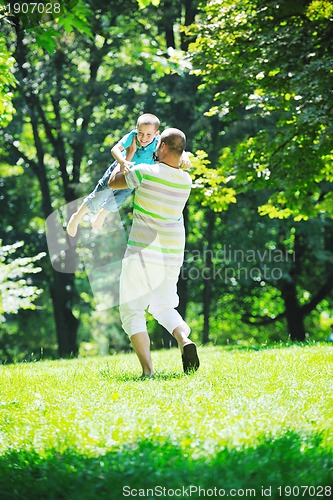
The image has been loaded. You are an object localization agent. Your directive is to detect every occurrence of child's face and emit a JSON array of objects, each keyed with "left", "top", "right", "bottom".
[{"left": 136, "top": 124, "right": 159, "bottom": 147}]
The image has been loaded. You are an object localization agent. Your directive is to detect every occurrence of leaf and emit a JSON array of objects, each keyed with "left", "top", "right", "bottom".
[
  {"left": 33, "top": 27, "right": 61, "bottom": 53},
  {"left": 0, "top": 164, "right": 24, "bottom": 177},
  {"left": 137, "top": 0, "right": 160, "bottom": 9},
  {"left": 188, "top": 0, "right": 333, "bottom": 219},
  {"left": 0, "top": 241, "right": 45, "bottom": 319},
  {"left": 57, "top": 10, "right": 93, "bottom": 39}
]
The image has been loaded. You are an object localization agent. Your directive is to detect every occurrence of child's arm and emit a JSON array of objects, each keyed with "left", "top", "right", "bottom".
[
  {"left": 179, "top": 150, "right": 192, "bottom": 170},
  {"left": 111, "top": 135, "right": 136, "bottom": 174},
  {"left": 125, "top": 135, "right": 136, "bottom": 162}
]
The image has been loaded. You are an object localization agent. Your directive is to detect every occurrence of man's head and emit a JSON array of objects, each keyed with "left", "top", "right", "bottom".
[
  {"left": 155, "top": 128, "right": 186, "bottom": 166},
  {"left": 136, "top": 113, "right": 160, "bottom": 148}
]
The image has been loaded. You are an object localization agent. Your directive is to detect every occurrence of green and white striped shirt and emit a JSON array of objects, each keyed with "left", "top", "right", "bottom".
[{"left": 125, "top": 162, "right": 192, "bottom": 267}]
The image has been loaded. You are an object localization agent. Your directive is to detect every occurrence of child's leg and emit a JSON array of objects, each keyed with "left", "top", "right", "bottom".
[
  {"left": 67, "top": 202, "right": 89, "bottom": 237},
  {"left": 98, "top": 161, "right": 118, "bottom": 189},
  {"left": 91, "top": 188, "right": 133, "bottom": 231},
  {"left": 92, "top": 208, "right": 109, "bottom": 230},
  {"left": 70, "top": 153, "right": 134, "bottom": 235},
  {"left": 89, "top": 158, "right": 134, "bottom": 231},
  {"left": 83, "top": 161, "right": 119, "bottom": 214},
  {"left": 68, "top": 162, "right": 118, "bottom": 235}
]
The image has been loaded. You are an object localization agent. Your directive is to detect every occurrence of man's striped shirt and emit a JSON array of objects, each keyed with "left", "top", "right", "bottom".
[{"left": 125, "top": 162, "right": 192, "bottom": 267}]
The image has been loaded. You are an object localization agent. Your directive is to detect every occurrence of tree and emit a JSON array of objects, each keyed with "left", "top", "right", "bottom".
[
  {"left": 183, "top": 0, "right": 333, "bottom": 341},
  {"left": 0, "top": 30, "right": 16, "bottom": 127},
  {"left": 221, "top": 199, "right": 333, "bottom": 342},
  {"left": 182, "top": 191, "right": 333, "bottom": 344},
  {"left": 0, "top": 241, "right": 45, "bottom": 361},
  {"left": 0, "top": 0, "right": 206, "bottom": 357},
  {"left": 188, "top": 0, "right": 333, "bottom": 219}
]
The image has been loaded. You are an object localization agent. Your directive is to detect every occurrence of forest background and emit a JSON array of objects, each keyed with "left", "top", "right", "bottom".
[{"left": 0, "top": 0, "right": 332, "bottom": 362}]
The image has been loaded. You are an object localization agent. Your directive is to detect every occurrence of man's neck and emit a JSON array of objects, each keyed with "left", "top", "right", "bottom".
[{"left": 160, "top": 161, "right": 179, "bottom": 169}]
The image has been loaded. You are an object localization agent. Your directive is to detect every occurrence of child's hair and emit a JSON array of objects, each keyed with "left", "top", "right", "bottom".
[{"left": 136, "top": 113, "right": 160, "bottom": 131}]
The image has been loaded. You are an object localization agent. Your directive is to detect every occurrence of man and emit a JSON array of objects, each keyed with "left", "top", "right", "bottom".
[{"left": 108, "top": 128, "right": 199, "bottom": 377}]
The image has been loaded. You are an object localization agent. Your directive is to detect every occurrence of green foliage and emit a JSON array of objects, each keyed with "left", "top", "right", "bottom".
[
  {"left": 0, "top": 37, "right": 16, "bottom": 127},
  {"left": 183, "top": 194, "right": 333, "bottom": 344},
  {"left": 1, "top": 0, "right": 332, "bottom": 357},
  {"left": 0, "top": 241, "right": 45, "bottom": 320},
  {"left": 0, "top": 0, "right": 93, "bottom": 133},
  {"left": 190, "top": 150, "right": 237, "bottom": 212},
  {"left": 22, "top": 1, "right": 94, "bottom": 53},
  {"left": 188, "top": 0, "right": 333, "bottom": 219},
  {"left": 137, "top": 0, "right": 160, "bottom": 8},
  {"left": 0, "top": 345, "right": 332, "bottom": 497},
  {"left": 55, "top": 1, "right": 93, "bottom": 38},
  {"left": 0, "top": 0, "right": 206, "bottom": 358}
]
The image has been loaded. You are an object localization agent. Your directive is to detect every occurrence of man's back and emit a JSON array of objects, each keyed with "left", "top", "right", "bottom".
[{"left": 125, "top": 162, "right": 192, "bottom": 266}]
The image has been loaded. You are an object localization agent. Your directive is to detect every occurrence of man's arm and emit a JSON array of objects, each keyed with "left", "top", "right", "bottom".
[{"left": 108, "top": 165, "right": 128, "bottom": 190}]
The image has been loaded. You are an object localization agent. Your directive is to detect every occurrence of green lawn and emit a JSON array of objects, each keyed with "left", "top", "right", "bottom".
[{"left": 0, "top": 344, "right": 332, "bottom": 499}]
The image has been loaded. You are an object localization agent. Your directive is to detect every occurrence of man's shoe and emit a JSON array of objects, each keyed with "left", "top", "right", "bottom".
[{"left": 182, "top": 343, "right": 200, "bottom": 373}]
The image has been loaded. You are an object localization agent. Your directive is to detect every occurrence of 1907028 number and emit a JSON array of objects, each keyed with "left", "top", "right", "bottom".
[
  {"left": 5, "top": 3, "right": 61, "bottom": 15},
  {"left": 277, "top": 485, "right": 332, "bottom": 497}
]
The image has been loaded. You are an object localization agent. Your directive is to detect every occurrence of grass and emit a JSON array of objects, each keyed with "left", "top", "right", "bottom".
[{"left": 0, "top": 344, "right": 332, "bottom": 499}]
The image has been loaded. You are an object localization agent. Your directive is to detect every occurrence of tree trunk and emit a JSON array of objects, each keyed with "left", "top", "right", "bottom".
[
  {"left": 180, "top": 0, "right": 199, "bottom": 50},
  {"left": 50, "top": 272, "right": 79, "bottom": 357},
  {"left": 202, "top": 210, "right": 215, "bottom": 344},
  {"left": 281, "top": 280, "right": 306, "bottom": 341},
  {"left": 12, "top": 19, "right": 106, "bottom": 358}
]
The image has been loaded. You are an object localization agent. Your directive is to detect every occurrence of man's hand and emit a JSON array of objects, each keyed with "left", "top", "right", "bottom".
[
  {"left": 179, "top": 151, "right": 192, "bottom": 170},
  {"left": 120, "top": 159, "right": 134, "bottom": 175},
  {"left": 108, "top": 165, "right": 128, "bottom": 189}
]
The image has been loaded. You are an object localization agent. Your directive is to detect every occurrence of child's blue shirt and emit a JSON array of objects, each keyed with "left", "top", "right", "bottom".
[{"left": 119, "top": 130, "right": 160, "bottom": 165}]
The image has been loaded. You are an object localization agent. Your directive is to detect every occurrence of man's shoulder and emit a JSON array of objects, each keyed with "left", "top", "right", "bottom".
[
  {"left": 133, "top": 162, "right": 191, "bottom": 179},
  {"left": 179, "top": 170, "right": 192, "bottom": 187},
  {"left": 157, "top": 164, "right": 192, "bottom": 186},
  {"left": 181, "top": 169, "right": 192, "bottom": 180},
  {"left": 129, "top": 162, "right": 154, "bottom": 177},
  {"left": 133, "top": 162, "right": 154, "bottom": 170},
  {"left": 158, "top": 163, "right": 191, "bottom": 176}
]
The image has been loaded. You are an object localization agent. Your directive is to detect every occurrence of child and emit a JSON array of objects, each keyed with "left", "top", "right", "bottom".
[{"left": 67, "top": 113, "right": 161, "bottom": 237}]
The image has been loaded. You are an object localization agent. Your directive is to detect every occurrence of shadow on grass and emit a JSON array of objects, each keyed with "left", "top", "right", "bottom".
[
  {"left": 217, "top": 340, "right": 331, "bottom": 353},
  {"left": 99, "top": 363, "right": 189, "bottom": 382},
  {"left": 0, "top": 431, "right": 332, "bottom": 499}
]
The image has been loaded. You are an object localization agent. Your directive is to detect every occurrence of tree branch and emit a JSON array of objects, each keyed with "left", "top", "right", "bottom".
[
  {"left": 9, "top": 142, "right": 39, "bottom": 178},
  {"left": 241, "top": 310, "right": 285, "bottom": 326},
  {"left": 302, "top": 274, "right": 333, "bottom": 315}
]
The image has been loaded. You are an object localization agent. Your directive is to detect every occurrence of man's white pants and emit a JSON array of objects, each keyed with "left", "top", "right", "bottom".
[{"left": 119, "top": 253, "right": 189, "bottom": 338}]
